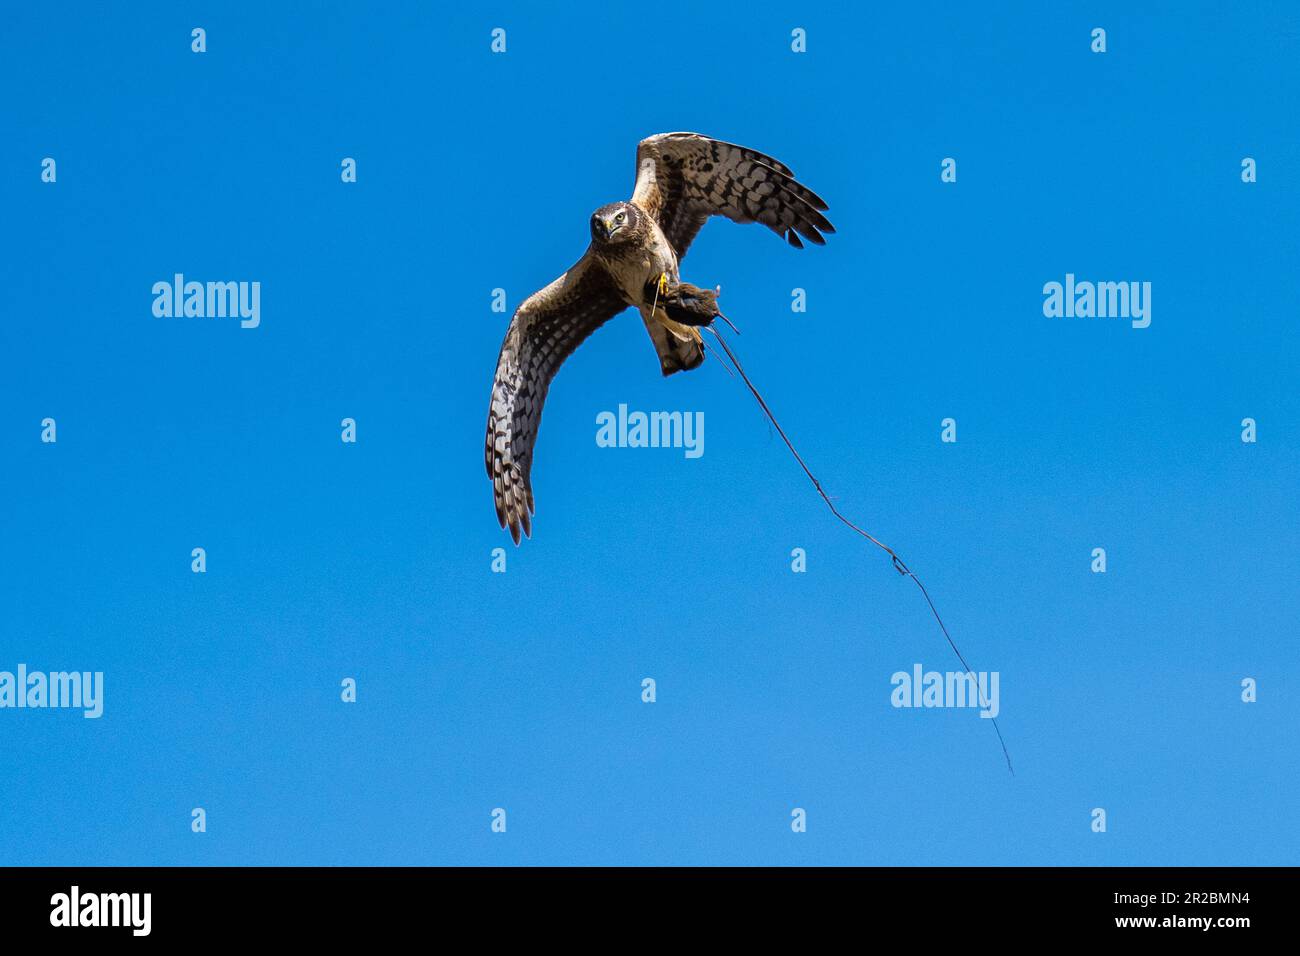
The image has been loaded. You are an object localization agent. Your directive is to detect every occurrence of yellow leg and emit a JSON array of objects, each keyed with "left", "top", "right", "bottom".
[{"left": 657, "top": 272, "right": 670, "bottom": 296}]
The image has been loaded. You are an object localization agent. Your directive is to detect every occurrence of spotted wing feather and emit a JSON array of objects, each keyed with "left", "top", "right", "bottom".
[
  {"left": 485, "top": 254, "right": 626, "bottom": 543},
  {"left": 631, "top": 132, "right": 834, "bottom": 258}
]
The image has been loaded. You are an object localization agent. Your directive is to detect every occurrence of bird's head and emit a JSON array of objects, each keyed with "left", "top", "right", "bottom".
[{"left": 590, "top": 202, "right": 642, "bottom": 246}]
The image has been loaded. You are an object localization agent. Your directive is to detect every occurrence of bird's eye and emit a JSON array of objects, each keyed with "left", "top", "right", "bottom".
[{"left": 616, "top": 212, "right": 625, "bottom": 222}]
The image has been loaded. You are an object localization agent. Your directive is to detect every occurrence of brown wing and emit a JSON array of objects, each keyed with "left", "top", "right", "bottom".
[
  {"left": 485, "top": 252, "right": 627, "bottom": 543},
  {"left": 630, "top": 132, "right": 834, "bottom": 259}
]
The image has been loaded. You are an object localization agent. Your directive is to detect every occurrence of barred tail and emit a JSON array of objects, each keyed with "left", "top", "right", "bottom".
[{"left": 640, "top": 310, "right": 705, "bottom": 377}]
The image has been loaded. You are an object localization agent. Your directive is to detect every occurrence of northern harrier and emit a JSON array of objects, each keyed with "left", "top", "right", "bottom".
[{"left": 485, "top": 132, "right": 834, "bottom": 542}]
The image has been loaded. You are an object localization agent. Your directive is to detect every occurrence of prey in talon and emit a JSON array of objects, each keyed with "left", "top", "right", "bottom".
[{"left": 645, "top": 275, "right": 725, "bottom": 329}]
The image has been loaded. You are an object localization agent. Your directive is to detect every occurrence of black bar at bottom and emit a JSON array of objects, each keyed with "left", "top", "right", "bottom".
[{"left": 0, "top": 866, "right": 1286, "bottom": 941}]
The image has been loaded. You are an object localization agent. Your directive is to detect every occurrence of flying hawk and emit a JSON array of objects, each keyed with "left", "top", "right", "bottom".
[{"left": 485, "top": 132, "right": 834, "bottom": 543}]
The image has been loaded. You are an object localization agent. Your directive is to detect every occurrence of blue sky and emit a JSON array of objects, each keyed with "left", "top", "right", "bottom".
[{"left": 2, "top": 2, "right": 1297, "bottom": 865}]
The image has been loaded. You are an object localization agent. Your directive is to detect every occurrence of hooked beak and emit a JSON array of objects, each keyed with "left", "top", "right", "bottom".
[{"left": 600, "top": 216, "right": 620, "bottom": 240}]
